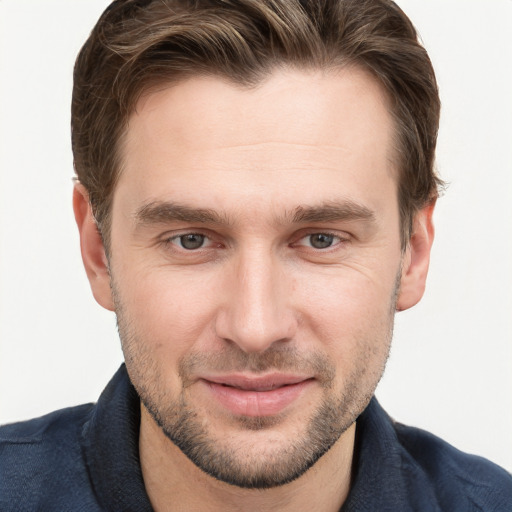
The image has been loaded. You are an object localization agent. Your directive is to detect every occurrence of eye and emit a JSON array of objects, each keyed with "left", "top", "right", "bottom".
[
  {"left": 309, "top": 233, "right": 335, "bottom": 249},
  {"left": 173, "top": 233, "right": 207, "bottom": 250},
  {"left": 299, "top": 233, "right": 342, "bottom": 249}
]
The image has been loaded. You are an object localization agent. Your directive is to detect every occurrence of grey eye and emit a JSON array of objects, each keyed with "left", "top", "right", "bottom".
[
  {"left": 309, "top": 233, "right": 335, "bottom": 249},
  {"left": 179, "top": 234, "right": 205, "bottom": 250}
]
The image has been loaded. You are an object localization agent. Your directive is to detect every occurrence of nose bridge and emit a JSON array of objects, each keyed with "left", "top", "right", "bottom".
[{"left": 216, "top": 245, "right": 296, "bottom": 352}]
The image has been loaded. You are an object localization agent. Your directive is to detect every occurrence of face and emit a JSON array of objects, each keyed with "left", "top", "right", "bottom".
[{"left": 94, "top": 67, "right": 416, "bottom": 488}]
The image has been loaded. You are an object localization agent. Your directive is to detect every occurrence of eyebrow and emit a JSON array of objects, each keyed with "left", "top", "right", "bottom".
[
  {"left": 135, "top": 201, "right": 231, "bottom": 226},
  {"left": 291, "top": 201, "right": 375, "bottom": 224},
  {"left": 134, "top": 199, "right": 375, "bottom": 227}
]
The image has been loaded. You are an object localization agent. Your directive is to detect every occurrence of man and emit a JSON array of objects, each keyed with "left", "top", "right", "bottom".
[{"left": 1, "top": 0, "right": 511, "bottom": 510}]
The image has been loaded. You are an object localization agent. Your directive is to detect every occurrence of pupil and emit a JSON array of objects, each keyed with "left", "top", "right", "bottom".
[
  {"left": 310, "top": 233, "right": 333, "bottom": 249},
  {"left": 180, "top": 234, "right": 204, "bottom": 250}
]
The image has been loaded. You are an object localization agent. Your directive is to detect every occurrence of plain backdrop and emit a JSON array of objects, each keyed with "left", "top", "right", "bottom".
[{"left": 0, "top": 0, "right": 511, "bottom": 473}]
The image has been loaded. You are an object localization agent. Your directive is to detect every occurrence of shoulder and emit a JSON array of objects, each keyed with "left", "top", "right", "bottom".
[
  {"left": 349, "top": 399, "right": 512, "bottom": 511},
  {"left": 394, "top": 420, "right": 512, "bottom": 510},
  {"left": 0, "top": 404, "right": 100, "bottom": 511},
  {"left": 0, "top": 402, "right": 93, "bottom": 442}
]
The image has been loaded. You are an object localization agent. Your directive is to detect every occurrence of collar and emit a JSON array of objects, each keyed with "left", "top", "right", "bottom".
[
  {"left": 342, "top": 398, "right": 440, "bottom": 511},
  {"left": 81, "top": 364, "right": 153, "bottom": 511}
]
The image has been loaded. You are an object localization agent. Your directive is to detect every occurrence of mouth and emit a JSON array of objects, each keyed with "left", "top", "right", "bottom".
[{"left": 200, "top": 374, "right": 314, "bottom": 417}]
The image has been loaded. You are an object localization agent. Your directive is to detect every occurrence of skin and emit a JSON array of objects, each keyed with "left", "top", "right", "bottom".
[{"left": 74, "top": 66, "right": 435, "bottom": 511}]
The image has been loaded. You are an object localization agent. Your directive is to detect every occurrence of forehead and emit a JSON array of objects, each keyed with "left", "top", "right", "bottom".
[
  {"left": 127, "top": 66, "right": 393, "bottom": 154},
  {"left": 115, "top": 67, "right": 397, "bottom": 221}
]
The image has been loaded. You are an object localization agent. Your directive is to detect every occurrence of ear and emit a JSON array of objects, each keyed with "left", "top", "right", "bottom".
[
  {"left": 396, "top": 201, "right": 436, "bottom": 312},
  {"left": 73, "top": 183, "right": 115, "bottom": 311}
]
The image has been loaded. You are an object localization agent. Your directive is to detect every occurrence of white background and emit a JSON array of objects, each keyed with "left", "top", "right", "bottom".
[{"left": 1, "top": 1, "right": 511, "bottom": 473}]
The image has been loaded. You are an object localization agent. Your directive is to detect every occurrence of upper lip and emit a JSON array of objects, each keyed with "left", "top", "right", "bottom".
[{"left": 200, "top": 373, "right": 313, "bottom": 391}]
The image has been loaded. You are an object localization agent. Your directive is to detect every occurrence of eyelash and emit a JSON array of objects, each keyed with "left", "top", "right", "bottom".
[
  {"left": 293, "top": 232, "right": 346, "bottom": 250},
  {"left": 164, "top": 232, "right": 218, "bottom": 251},
  {"left": 161, "top": 230, "right": 349, "bottom": 253}
]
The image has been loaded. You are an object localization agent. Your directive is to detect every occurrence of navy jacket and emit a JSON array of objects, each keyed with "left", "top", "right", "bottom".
[{"left": 1, "top": 365, "right": 511, "bottom": 511}]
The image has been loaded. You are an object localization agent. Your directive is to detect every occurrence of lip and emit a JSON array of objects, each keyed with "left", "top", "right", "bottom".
[{"left": 200, "top": 373, "right": 314, "bottom": 417}]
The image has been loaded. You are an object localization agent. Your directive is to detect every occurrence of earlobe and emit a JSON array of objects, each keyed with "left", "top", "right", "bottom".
[
  {"left": 396, "top": 201, "right": 436, "bottom": 312},
  {"left": 73, "top": 183, "right": 115, "bottom": 311}
]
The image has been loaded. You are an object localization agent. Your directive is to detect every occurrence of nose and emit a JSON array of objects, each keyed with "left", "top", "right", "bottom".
[{"left": 215, "top": 250, "right": 297, "bottom": 353}]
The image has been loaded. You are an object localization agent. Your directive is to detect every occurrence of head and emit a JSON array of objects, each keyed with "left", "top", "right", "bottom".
[{"left": 73, "top": 0, "right": 440, "bottom": 489}]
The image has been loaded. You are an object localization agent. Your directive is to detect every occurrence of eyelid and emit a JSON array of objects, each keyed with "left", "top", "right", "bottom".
[
  {"left": 292, "top": 230, "right": 350, "bottom": 249},
  {"left": 157, "top": 228, "right": 351, "bottom": 252},
  {"left": 172, "top": 233, "right": 208, "bottom": 249},
  {"left": 160, "top": 230, "right": 216, "bottom": 249}
]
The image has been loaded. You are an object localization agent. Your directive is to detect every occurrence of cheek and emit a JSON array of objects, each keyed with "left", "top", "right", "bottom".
[
  {"left": 291, "top": 265, "right": 397, "bottom": 355},
  {"left": 115, "top": 267, "right": 221, "bottom": 357},
  {"left": 295, "top": 262, "right": 396, "bottom": 314}
]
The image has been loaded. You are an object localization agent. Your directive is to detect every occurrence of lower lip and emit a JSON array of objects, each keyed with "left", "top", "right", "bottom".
[{"left": 203, "top": 379, "right": 313, "bottom": 417}]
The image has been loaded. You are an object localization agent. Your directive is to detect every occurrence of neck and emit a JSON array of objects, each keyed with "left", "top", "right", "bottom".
[{"left": 139, "top": 404, "right": 355, "bottom": 512}]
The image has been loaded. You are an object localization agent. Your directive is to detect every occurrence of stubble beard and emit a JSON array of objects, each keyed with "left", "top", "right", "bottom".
[
  {"left": 112, "top": 277, "right": 398, "bottom": 489},
  {"left": 136, "top": 350, "right": 370, "bottom": 489}
]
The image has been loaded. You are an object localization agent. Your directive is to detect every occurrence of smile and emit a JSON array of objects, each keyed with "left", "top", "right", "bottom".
[{"left": 200, "top": 374, "right": 314, "bottom": 417}]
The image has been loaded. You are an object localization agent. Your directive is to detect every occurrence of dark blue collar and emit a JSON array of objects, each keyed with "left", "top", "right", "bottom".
[{"left": 82, "top": 365, "right": 153, "bottom": 511}]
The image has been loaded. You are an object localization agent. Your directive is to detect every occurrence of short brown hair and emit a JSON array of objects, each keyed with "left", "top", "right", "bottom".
[{"left": 72, "top": 0, "right": 442, "bottom": 251}]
